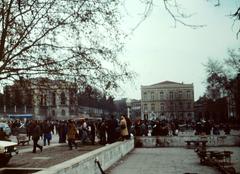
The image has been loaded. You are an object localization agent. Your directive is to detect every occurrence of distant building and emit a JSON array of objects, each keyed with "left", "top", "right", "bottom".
[
  {"left": 129, "top": 99, "right": 141, "bottom": 120},
  {"left": 2, "top": 78, "right": 78, "bottom": 120},
  {"left": 141, "top": 81, "right": 194, "bottom": 121}
]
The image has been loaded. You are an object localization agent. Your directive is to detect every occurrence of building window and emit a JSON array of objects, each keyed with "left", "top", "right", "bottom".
[
  {"left": 52, "top": 110, "right": 55, "bottom": 116},
  {"left": 160, "top": 103, "right": 164, "bottom": 111},
  {"left": 187, "top": 102, "right": 191, "bottom": 109},
  {"left": 60, "top": 92, "right": 66, "bottom": 105},
  {"left": 144, "top": 104, "right": 148, "bottom": 112},
  {"left": 160, "top": 91, "right": 164, "bottom": 100},
  {"left": 69, "top": 91, "right": 75, "bottom": 105},
  {"left": 151, "top": 92, "right": 154, "bottom": 100},
  {"left": 143, "top": 92, "right": 147, "bottom": 100},
  {"left": 44, "top": 95, "right": 47, "bottom": 106},
  {"left": 70, "top": 109, "right": 75, "bottom": 115},
  {"left": 40, "top": 95, "right": 43, "bottom": 106},
  {"left": 61, "top": 109, "right": 66, "bottom": 116},
  {"left": 175, "top": 92, "right": 178, "bottom": 98},
  {"left": 180, "top": 112, "right": 184, "bottom": 120},
  {"left": 52, "top": 92, "right": 56, "bottom": 106},
  {"left": 179, "top": 102, "right": 183, "bottom": 110},
  {"left": 151, "top": 103, "right": 155, "bottom": 112},
  {"left": 40, "top": 94, "right": 47, "bottom": 106},
  {"left": 187, "top": 90, "right": 191, "bottom": 99},
  {"left": 170, "top": 102, "right": 174, "bottom": 110},
  {"left": 169, "top": 91, "right": 173, "bottom": 100},
  {"left": 179, "top": 91, "right": 182, "bottom": 99}
]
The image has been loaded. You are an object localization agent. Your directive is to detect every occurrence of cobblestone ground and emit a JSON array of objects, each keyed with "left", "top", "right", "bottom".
[{"left": 6, "top": 144, "right": 102, "bottom": 169}]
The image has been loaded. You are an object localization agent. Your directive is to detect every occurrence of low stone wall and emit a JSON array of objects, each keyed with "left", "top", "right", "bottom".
[
  {"left": 35, "top": 139, "right": 134, "bottom": 174},
  {"left": 135, "top": 135, "right": 240, "bottom": 148}
]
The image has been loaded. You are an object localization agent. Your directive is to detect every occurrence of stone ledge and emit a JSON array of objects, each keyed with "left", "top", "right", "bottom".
[
  {"left": 135, "top": 135, "right": 240, "bottom": 148},
  {"left": 35, "top": 139, "right": 134, "bottom": 174}
]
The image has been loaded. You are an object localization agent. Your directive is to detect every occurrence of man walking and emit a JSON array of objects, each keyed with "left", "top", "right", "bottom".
[{"left": 32, "top": 121, "right": 43, "bottom": 153}]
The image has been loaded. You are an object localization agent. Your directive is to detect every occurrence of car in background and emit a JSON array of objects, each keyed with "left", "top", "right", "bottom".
[
  {"left": 0, "top": 140, "right": 18, "bottom": 166},
  {"left": 0, "top": 122, "right": 11, "bottom": 136}
]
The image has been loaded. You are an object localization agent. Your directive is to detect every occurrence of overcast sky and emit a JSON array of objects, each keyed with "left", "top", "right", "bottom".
[{"left": 115, "top": 0, "right": 240, "bottom": 101}]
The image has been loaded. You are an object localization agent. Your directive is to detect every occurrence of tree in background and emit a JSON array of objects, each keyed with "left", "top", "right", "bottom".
[
  {"left": 0, "top": 0, "right": 134, "bottom": 94},
  {"left": 204, "top": 48, "right": 240, "bottom": 120},
  {"left": 77, "top": 85, "right": 116, "bottom": 114}
]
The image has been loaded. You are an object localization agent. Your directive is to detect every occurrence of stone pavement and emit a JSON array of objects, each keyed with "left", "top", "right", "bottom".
[
  {"left": 106, "top": 147, "right": 240, "bottom": 174},
  {"left": 7, "top": 144, "right": 102, "bottom": 168},
  {"left": 1, "top": 133, "right": 103, "bottom": 171},
  {"left": 3, "top": 131, "right": 240, "bottom": 174}
]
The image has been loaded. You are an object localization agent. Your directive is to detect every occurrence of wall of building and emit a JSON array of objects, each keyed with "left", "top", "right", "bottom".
[
  {"left": 1, "top": 78, "right": 78, "bottom": 120},
  {"left": 141, "top": 81, "right": 194, "bottom": 121}
]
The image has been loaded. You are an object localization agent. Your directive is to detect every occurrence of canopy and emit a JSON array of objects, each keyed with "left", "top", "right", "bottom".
[{"left": 8, "top": 114, "right": 32, "bottom": 119}]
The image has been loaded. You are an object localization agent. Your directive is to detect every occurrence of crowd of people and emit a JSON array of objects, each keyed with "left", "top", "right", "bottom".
[
  {"left": 1, "top": 115, "right": 132, "bottom": 153},
  {"left": 0, "top": 116, "right": 235, "bottom": 153},
  {"left": 132, "top": 119, "right": 233, "bottom": 137}
]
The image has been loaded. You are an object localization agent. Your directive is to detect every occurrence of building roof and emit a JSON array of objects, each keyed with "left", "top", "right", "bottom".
[
  {"left": 151, "top": 81, "right": 182, "bottom": 86},
  {"left": 141, "top": 80, "right": 193, "bottom": 89}
]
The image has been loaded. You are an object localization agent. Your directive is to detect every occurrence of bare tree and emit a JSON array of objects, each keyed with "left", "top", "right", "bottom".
[
  {"left": 204, "top": 49, "right": 240, "bottom": 97},
  {"left": 0, "top": 0, "right": 134, "bottom": 92},
  {"left": 133, "top": 0, "right": 239, "bottom": 36}
]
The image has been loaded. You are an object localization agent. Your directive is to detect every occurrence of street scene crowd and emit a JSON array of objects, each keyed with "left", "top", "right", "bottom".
[{"left": 0, "top": 116, "right": 237, "bottom": 153}]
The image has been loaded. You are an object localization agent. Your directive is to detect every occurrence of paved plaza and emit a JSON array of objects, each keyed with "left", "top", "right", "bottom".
[
  {"left": 106, "top": 147, "right": 240, "bottom": 174},
  {"left": 1, "top": 131, "right": 240, "bottom": 174}
]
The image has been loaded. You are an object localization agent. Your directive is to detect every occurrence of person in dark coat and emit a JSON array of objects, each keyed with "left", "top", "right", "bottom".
[
  {"left": 89, "top": 121, "right": 96, "bottom": 145},
  {"left": 42, "top": 120, "right": 52, "bottom": 146},
  {"left": 32, "top": 121, "right": 43, "bottom": 153},
  {"left": 99, "top": 119, "right": 107, "bottom": 145},
  {"left": 107, "top": 115, "right": 118, "bottom": 143},
  {"left": 59, "top": 121, "right": 67, "bottom": 143}
]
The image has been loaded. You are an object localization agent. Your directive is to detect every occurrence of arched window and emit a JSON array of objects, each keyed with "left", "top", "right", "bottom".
[{"left": 60, "top": 92, "right": 66, "bottom": 105}]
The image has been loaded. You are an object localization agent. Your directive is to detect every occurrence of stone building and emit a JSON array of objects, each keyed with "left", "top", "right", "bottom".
[
  {"left": 2, "top": 78, "right": 77, "bottom": 120},
  {"left": 141, "top": 81, "right": 194, "bottom": 121}
]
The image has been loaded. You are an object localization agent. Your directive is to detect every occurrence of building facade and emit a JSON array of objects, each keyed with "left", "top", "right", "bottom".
[
  {"left": 2, "top": 78, "right": 78, "bottom": 120},
  {"left": 141, "top": 81, "right": 194, "bottom": 121}
]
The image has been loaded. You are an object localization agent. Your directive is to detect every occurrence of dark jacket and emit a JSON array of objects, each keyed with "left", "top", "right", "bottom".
[{"left": 32, "top": 124, "right": 41, "bottom": 140}]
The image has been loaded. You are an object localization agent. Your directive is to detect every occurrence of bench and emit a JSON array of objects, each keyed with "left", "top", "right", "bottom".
[
  {"left": 16, "top": 134, "right": 30, "bottom": 146},
  {"left": 196, "top": 149, "right": 235, "bottom": 174},
  {"left": 185, "top": 140, "right": 208, "bottom": 147}
]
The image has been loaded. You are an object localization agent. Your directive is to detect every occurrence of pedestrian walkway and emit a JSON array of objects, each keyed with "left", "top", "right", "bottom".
[
  {"left": 106, "top": 147, "right": 240, "bottom": 174},
  {"left": 3, "top": 133, "right": 103, "bottom": 170},
  {"left": 9, "top": 133, "right": 60, "bottom": 152}
]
